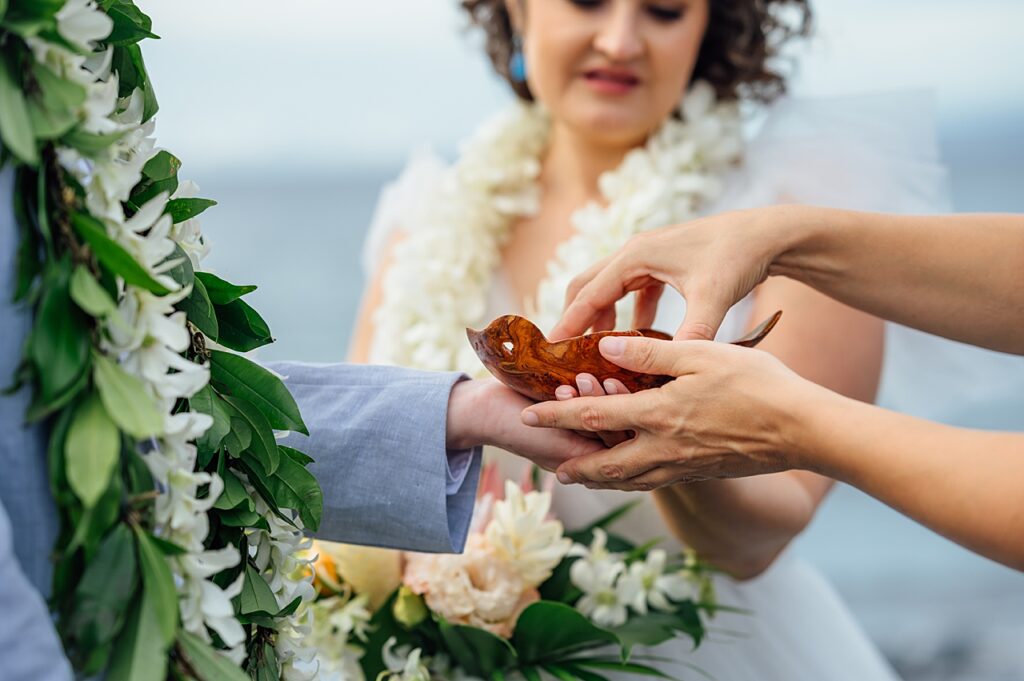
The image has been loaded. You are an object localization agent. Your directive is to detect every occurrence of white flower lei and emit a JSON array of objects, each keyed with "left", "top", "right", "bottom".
[
  {"left": 29, "top": 1, "right": 316, "bottom": 672},
  {"left": 371, "top": 81, "right": 743, "bottom": 374}
]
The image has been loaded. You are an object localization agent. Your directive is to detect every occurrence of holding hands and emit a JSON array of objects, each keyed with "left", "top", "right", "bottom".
[{"left": 524, "top": 336, "right": 811, "bottom": 491}]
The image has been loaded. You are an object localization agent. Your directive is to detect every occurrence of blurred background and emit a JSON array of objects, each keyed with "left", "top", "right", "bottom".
[{"left": 142, "top": 2, "right": 1024, "bottom": 679}]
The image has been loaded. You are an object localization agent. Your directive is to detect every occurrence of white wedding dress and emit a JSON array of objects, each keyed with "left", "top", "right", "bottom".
[{"left": 362, "top": 92, "right": 950, "bottom": 681}]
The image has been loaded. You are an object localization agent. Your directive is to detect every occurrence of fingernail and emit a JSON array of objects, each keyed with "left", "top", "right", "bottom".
[
  {"left": 603, "top": 380, "right": 617, "bottom": 395},
  {"left": 577, "top": 376, "right": 593, "bottom": 393},
  {"left": 555, "top": 385, "right": 574, "bottom": 399},
  {"left": 522, "top": 411, "right": 539, "bottom": 426},
  {"left": 556, "top": 470, "right": 571, "bottom": 484},
  {"left": 600, "top": 336, "right": 625, "bottom": 357}
]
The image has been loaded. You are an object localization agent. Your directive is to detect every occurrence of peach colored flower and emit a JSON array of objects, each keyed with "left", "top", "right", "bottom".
[{"left": 404, "top": 535, "right": 538, "bottom": 638}]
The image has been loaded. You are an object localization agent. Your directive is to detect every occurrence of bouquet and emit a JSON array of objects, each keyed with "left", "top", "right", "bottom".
[{"left": 304, "top": 465, "right": 719, "bottom": 680}]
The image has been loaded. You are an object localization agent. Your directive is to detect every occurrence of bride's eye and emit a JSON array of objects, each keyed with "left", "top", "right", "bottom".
[
  {"left": 646, "top": 3, "right": 685, "bottom": 21},
  {"left": 568, "top": 0, "right": 604, "bottom": 9}
]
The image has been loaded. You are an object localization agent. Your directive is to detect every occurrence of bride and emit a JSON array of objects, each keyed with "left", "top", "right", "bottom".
[{"left": 351, "top": 0, "right": 944, "bottom": 678}]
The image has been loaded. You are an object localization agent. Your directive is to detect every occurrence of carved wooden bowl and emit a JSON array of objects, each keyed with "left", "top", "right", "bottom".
[{"left": 466, "top": 311, "right": 782, "bottom": 403}]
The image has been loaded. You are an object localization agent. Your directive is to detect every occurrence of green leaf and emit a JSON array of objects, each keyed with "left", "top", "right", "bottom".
[
  {"left": 218, "top": 505, "right": 266, "bottom": 529},
  {"left": 148, "top": 535, "right": 188, "bottom": 556},
  {"left": 223, "top": 395, "right": 280, "bottom": 475},
  {"left": 189, "top": 385, "right": 232, "bottom": 451},
  {"left": 70, "top": 265, "right": 118, "bottom": 318},
  {"left": 134, "top": 527, "right": 179, "bottom": 645},
  {"left": 267, "top": 446, "right": 322, "bottom": 531},
  {"left": 583, "top": 501, "right": 643, "bottom": 534},
  {"left": 142, "top": 149, "right": 180, "bottom": 181},
  {"left": 105, "top": 1, "right": 158, "bottom": 45},
  {"left": 213, "top": 470, "right": 254, "bottom": 512},
  {"left": 257, "top": 642, "right": 281, "bottom": 681},
  {"left": 195, "top": 271, "right": 256, "bottom": 305},
  {"left": 12, "top": 168, "right": 42, "bottom": 301},
  {"left": 438, "top": 618, "right": 518, "bottom": 678},
  {"left": 0, "top": 54, "right": 38, "bottom": 164},
  {"left": 65, "top": 394, "right": 120, "bottom": 508},
  {"left": 165, "top": 197, "right": 217, "bottom": 223},
  {"left": 521, "top": 668, "right": 543, "bottom": 681},
  {"left": 67, "top": 524, "right": 139, "bottom": 653},
  {"left": 0, "top": 0, "right": 8, "bottom": 22},
  {"left": 164, "top": 243, "right": 194, "bottom": 290},
  {"left": 281, "top": 446, "right": 314, "bottom": 466},
  {"left": 607, "top": 615, "right": 678, "bottom": 660},
  {"left": 568, "top": 659, "right": 672, "bottom": 678},
  {"left": 46, "top": 405, "right": 75, "bottom": 505},
  {"left": 559, "top": 666, "right": 610, "bottom": 681},
  {"left": 210, "top": 351, "right": 308, "bottom": 435},
  {"left": 28, "top": 97, "right": 77, "bottom": 139},
  {"left": 1, "top": 0, "right": 62, "bottom": 37},
  {"left": 541, "top": 665, "right": 577, "bottom": 681},
  {"left": 31, "top": 265, "right": 91, "bottom": 403},
  {"left": 32, "top": 59, "right": 87, "bottom": 110},
  {"left": 66, "top": 473, "right": 122, "bottom": 557},
  {"left": 222, "top": 416, "right": 252, "bottom": 457},
  {"left": 214, "top": 298, "right": 273, "bottom": 352},
  {"left": 177, "top": 275, "right": 219, "bottom": 339},
  {"left": 106, "top": 586, "right": 167, "bottom": 681},
  {"left": 238, "top": 562, "right": 280, "bottom": 617},
  {"left": 178, "top": 630, "right": 252, "bottom": 681},
  {"left": 62, "top": 128, "right": 127, "bottom": 155},
  {"left": 93, "top": 353, "right": 163, "bottom": 438},
  {"left": 512, "top": 602, "right": 618, "bottom": 664},
  {"left": 72, "top": 212, "right": 172, "bottom": 295},
  {"left": 110, "top": 43, "right": 158, "bottom": 121}
]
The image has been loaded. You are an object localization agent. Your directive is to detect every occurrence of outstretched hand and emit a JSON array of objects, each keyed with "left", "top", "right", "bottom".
[{"left": 521, "top": 335, "right": 817, "bottom": 490}]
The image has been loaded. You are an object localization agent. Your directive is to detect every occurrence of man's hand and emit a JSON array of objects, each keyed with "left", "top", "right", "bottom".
[
  {"left": 549, "top": 206, "right": 809, "bottom": 342},
  {"left": 447, "top": 378, "right": 605, "bottom": 470},
  {"left": 520, "top": 336, "right": 819, "bottom": 490}
]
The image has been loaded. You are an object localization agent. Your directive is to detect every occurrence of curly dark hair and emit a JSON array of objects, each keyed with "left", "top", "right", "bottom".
[{"left": 461, "top": 0, "right": 813, "bottom": 104}]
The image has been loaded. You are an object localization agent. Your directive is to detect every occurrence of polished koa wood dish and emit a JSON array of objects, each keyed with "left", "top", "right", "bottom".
[{"left": 466, "top": 311, "right": 782, "bottom": 403}]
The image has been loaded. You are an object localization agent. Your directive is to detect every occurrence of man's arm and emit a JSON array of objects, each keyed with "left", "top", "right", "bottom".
[
  {"left": 271, "top": 362, "right": 603, "bottom": 554},
  {"left": 272, "top": 362, "right": 482, "bottom": 553},
  {"left": 0, "top": 497, "right": 73, "bottom": 681}
]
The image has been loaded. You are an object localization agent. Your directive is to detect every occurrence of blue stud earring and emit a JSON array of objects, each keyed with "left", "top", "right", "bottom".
[{"left": 509, "top": 35, "right": 527, "bottom": 82}]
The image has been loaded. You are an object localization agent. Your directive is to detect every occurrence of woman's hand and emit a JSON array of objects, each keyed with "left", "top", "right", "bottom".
[
  {"left": 549, "top": 205, "right": 810, "bottom": 341},
  {"left": 521, "top": 335, "right": 821, "bottom": 489}
]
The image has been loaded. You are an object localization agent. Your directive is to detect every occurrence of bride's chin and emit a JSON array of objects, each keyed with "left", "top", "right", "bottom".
[{"left": 571, "top": 119, "right": 651, "bottom": 150}]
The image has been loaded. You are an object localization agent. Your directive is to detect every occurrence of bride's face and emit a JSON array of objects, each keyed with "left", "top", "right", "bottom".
[{"left": 513, "top": 0, "right": 709, "bottom": 148}]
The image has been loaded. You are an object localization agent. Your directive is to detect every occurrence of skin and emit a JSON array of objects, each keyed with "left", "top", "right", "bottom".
[
  {"left": 550, "top": 205, "right": 1024, "bottom": 351},
  {"left": 445, "top": 378, "right": 604, "bottom": 471},
  {"left": 521, "top": 335, "right": 1024, "bottom": 571},
  {"left": 352, "top": 1, "right": 883, "bottom": 578}
]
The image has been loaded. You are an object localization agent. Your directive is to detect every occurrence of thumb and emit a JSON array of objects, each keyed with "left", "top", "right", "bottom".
[
  {"left": 598, "top": 336, "right": 687, "bottom": 376},
  {"left": 673, "top": 298, "right": 728, "bottom": 341}
]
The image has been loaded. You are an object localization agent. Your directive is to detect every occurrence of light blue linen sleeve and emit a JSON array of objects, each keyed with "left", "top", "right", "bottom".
[
  {"left": 271, "top": 362, "right": 482, "bottom": 553},
  {"left": 0, "top": 498, "right": 73, "bottom": 681}
]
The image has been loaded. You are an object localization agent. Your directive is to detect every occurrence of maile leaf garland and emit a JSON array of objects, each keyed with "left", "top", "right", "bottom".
[{"left": 2, "top": 2, "right": 322, "bottom": 679}]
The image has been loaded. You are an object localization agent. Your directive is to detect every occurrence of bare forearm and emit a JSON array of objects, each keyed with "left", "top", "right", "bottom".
[
  {"left": 790, "top": 388, "right": 1024, "bottom": 570},
  {"left": 653, "top": 475, "right": 818, "bottom": 579},
  {"left": 770, "top": 207, "right": 1024, "bottom": 354}
]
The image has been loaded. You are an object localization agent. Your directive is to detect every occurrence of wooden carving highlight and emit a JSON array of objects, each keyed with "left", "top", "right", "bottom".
[{"left": 466, "top": 311, "right": 782, "bottom": 403}]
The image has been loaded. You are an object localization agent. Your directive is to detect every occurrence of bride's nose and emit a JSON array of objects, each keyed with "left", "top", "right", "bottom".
[{"left": 593, "top": 4, "right": 644, "bottom": 62}]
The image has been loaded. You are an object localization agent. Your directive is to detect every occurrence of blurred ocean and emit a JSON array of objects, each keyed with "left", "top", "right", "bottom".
[{"left": 189, "top": 111, "right": 1024, "bottom": 680}]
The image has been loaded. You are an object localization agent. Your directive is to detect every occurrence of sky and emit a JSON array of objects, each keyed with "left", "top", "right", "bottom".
[{"left": 141, "top": 0, "right": 1024, "bottom": 175}]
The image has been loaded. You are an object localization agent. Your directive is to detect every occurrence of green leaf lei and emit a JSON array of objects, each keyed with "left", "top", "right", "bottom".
[{"left": 2, "top": 1, "right": 323, "bottom": 679}]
